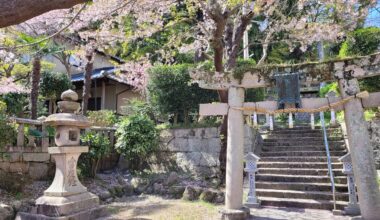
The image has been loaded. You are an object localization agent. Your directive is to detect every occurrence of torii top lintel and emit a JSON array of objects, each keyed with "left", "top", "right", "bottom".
[{"left": 190, "top": 52, "right": 380, "bottom": 90}]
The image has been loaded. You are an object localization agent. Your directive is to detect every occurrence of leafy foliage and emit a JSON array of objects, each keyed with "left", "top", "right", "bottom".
[
  {"left": 0, "top": 93, "right": 28, "bottom": 117},
  {"left": 87, "top": 110, "right": 118, "bottom": 127},
  {"left": 121, "top": 99, "right": 156, "bottom": 119},
  {"left": 115, "top": 114, "right": 158, "bottom": 170},
  {"left": 0, "top": 102, "right": 16, "bottom": 149},
  {"left": 40, "top": 71, "right": 72, "bottom": 99},
  {"left": 148, "top": 64, "right": 218, "bottom": 124},
  {"left": 338, "top": 27, "right": 380, "bottom": 92},
  {"left": 79, "top": 131, "right": 111, "bottom": 177}
]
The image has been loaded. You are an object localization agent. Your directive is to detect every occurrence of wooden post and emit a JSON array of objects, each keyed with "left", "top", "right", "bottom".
[
  {"left": 339, "top": 78, "right": 380, "bottom": 219},
  {"left": 225, "top": 87, "right": 245, "bottom": 210},
  {"left": 101, "top": 80, "right": 106, "bottom": 110}
]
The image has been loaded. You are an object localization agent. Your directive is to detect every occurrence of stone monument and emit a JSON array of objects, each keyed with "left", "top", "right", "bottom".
[{"left": 17, "top": 90, "right": 105, "bottom": 219}]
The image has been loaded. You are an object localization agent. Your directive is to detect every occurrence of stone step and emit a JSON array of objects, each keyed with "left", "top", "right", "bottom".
[
  {"left": 263, "top": 137, "right": 343, "bottom": 142},
  {"left": 258, "top": 197, "right": 348, "bottom": 210},
  {"left": 260, "top": 151, "right": 347, "bottom": 157},
  {"left": 263, "top": 141, "right": 345, "bottom": 147},
  {"left": 263, "top": 136, "right": 344, "bottom": 143},
  {"left": 256, "top": 174, "right": 347, "bottom": 184},
  {"left": 262, "top": 145, "right": 347, "bottom": 152},
  {"left": 256, "top": 189, "right": 349, "bottom": 201},
  {"left": 256, "top": 181, "right": 348, "bottom": 192},
  {"left": 260, "top": 156, "right": 340, "bottom": 162},
  {"left": 262, "top": 133, "right": 342, "bottom": 138},
  {"left": 257, "top": 162, "right": 343, "bottom": 169},
  {"left": 266, "top": 128, "right": 341, "bottom": 134},
  {"left": 258, "top": 168, "right": 345, "bottom": 176}
]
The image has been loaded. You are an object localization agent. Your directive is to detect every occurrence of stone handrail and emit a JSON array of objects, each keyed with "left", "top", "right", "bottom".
[
  {"left": 8, "top": 118, "right": 117, "bottom": 151},
  {"left": 88, "top": 126, "right": 117, "bottom": 146},
  {"left": 10, "top": 117, "right": 50, "bottom": 152}
]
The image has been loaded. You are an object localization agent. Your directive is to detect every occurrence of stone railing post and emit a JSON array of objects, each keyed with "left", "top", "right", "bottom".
[
  {"left": 269, "top": 114, "right": 274, "bottom": 131},
  {"left": 339, "top": 153, "right": 360, "bottom": 216},
  {"left": 288, "top": 113, "right": 293, "bottom": 128},
  {"left": 244, "top": 152, "right": 260, "bottom": 208},
  {"left": 17, "top": 123, "right": 25, "bottom": 148},
  {"left": 310, "top": 113, "right": 315, "bottom": 130}
]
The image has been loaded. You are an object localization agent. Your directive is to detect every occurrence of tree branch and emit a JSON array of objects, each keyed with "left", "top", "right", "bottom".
[
  {"left": 0, "top": 0, "right": 87, "bottom": 28},
  {"left": 0, "top": 3, "right": 88, "bottom": 50}
]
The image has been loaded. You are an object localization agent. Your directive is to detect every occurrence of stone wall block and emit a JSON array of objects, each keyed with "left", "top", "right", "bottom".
[
  {"left": 5, "top": 153, "right": 21, "bottom": 162},
  {"left": 22, "top": 153, "right": 50, "bottom": 162},
  {"left": 173, "top": 129, "right": 193, "bottom": 138},
  {"left": 369, "top": 120, "right": 380, "bottom": 169},
  {"left": 188, "top": 138, "right": 204, "bottom": 152},
  {"left": 29, "top": 163, "right": 49, "bottom": 180},
  {"left": 9, "top": 162, "right": 29, "bottom": 173},
  {"left": 199, "top": 152, "right": 219, "bottom": 167},
  {"left": 160, "top": 129, "right": 175, "bottom": 143},
  {"left": 194, "top": 128, "right": 206, "bottom": 139},
  {"left": 204, "top": 127, "right": 219, "bottom": 138},
  {"left": 0, "top": 162, "right": 10, "bottom": 172},
  {"left": 206, "top": 138, "right": 221, "bottom": 153},
  {"left": 175, "top": 138, "right": 189, "bottom": 152}
]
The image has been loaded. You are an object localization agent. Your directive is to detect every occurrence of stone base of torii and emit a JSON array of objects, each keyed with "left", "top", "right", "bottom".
[{"left": 192, "top": 53, "right": 380, "bottom": 220}]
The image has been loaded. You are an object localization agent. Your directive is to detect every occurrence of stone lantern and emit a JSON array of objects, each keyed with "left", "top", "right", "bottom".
[
  {"left": 339, "top": 153, "right": 360, "bottom": 216},
  {"left": 244, "top": 152, "right": 261, "bottom": 208},
  {"left": 18, "top": 90, "right": 103, "bottom": 219}
]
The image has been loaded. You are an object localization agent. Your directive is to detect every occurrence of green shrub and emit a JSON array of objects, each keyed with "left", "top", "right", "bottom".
[
  {"left": 0, "top": 114, "right": 16, "bottom": 149},
  {"left": 1, "top": 93, "right": 28, "bottom": 117},
  {"left": 40, "top": 71, "right": 72, "bottom": 99},
  {"left": 87, "top": 110, "right": 118, "bottom": 127},
  {"left": 121, "top": 99, "right": 156, "bottom": 119},
  {"left": 148, "top": 64, "right": 218, "bottom": 124},
  {"left": 115, "top": 114, "right": 158, "bottom": 170},
  {"left": 79, "top": 131, "right": 111, "bottom": 177}
]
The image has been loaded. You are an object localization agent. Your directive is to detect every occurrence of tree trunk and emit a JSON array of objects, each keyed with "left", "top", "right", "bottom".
[
  {"left": 82, "top": 47, "right": 94, "bottom": 115},
  {"left": 0, "top": 0, "right": 86, "bottom": 28},
  {"left": 218, "top": 90, "right": 228, "bottom": 183},
  {"left": 30, "top": 56, "right": 41, "bottom": 119}
]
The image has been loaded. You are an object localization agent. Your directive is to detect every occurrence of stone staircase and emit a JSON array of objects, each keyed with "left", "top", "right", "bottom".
[{"left": 255, "top": 125, "right": 349, "bottom": 210}]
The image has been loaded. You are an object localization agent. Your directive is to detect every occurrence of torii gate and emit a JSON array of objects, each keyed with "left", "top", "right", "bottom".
[{"left": 191, "top": 53, "right": 380, "bottom": 220}]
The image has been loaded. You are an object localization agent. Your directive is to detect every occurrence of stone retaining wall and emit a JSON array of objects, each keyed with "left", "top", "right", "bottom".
[
  {"left": 148, "top": 125, "right": 262, "bottom": 177},
  {"left": 369, "top": 118, "right": 380, "bottom": 169},
  {"left": 0, "top": 150, "right": 53, "bottom": 180}
]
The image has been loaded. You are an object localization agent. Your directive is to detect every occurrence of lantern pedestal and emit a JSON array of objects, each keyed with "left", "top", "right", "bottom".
[{"left": 34, "top": 146, "right": 100, "bottom": 217}]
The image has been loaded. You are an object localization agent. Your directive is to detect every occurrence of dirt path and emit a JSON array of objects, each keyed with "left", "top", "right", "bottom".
[{"left": 101, "top": 195, "right": 220, "bottom": 220}]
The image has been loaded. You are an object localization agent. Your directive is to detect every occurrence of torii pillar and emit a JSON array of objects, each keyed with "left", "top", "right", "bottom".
[
  {"left": 221, "top": 86, "right": 250, "bottom": 219},
  {"left": 339, "top": 78, "right": 380, "bottom": 220}
]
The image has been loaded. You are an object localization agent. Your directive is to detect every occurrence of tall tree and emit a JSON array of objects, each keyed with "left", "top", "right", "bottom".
[{"left": 82, "top": 42, "right": 95, "bottom": 115}]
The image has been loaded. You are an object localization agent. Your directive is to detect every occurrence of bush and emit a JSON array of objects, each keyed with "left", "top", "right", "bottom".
[
  {"left": 148, "top": 64, "right": 218, "bottom": 124},
  {"left": 115, "top": 114, "right": 158, "bottom": 170},
  {"left": 40, "top": 71, "right": 72, "bottom": 99},
  {"left": 0, "top": 112, "right": 16, "bottom": 149},
  {"left": 1, "top": 93, "right": 28, "bottom": 117},
  {"left": 121, "top": 99, "right": 156, "bottom": 119},
  {"left": 87, "top": 110, "right": 118, "bottom": 127},
  {"left": 79, "top": 131, "right": 111, "bottom": 177}
]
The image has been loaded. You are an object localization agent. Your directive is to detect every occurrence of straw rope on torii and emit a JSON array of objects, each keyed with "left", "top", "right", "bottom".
[{"left": 232, "top": 91, "right": 370, "bottom": 114}]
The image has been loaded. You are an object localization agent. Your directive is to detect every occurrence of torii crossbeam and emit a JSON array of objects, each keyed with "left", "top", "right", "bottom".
[{"left": 191, "top": 52, "right": 380, "bottom": 220}]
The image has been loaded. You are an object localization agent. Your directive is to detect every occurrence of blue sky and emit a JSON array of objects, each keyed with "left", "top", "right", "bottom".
[{"left": 365, "top": 0, "right": 380, "bottom": 27}]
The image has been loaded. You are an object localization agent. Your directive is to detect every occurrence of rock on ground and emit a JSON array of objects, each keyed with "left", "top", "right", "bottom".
[{"left": 0, "top": 204, "right": 14, "bottom": 220}]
